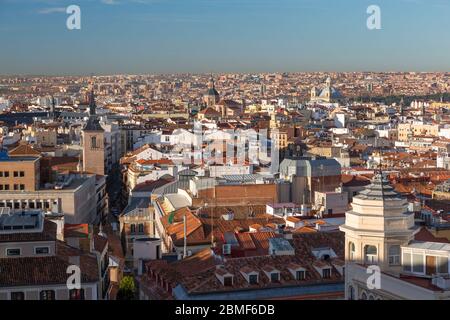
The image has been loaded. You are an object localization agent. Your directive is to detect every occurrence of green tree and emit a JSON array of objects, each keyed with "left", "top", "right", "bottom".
[{"left": 117, "top": 276, "right": 135, "bottom": 300}]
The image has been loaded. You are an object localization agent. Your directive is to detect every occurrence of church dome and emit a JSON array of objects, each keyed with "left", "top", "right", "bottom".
[{"left": 319, "top": 86, "right": 342, "bottom": 99}]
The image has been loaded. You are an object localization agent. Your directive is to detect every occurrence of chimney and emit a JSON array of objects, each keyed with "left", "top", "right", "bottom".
[{"left": 68, "top": 256, "right": 80, "bottom": 266}]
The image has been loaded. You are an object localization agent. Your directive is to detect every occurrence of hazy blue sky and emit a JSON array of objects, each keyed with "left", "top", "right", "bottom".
[{"left": 1, "top": 0, "right": 450, "bottom": 75}]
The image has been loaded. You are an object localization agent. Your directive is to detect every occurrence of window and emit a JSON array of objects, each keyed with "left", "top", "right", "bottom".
[
  {"left": 360, "top": 292, "right": 368, "bottom": 300},
  {"left": 296, "top": 270, "right": 306, "bottom": 280},
  {"left": 223, "top": 276, "right": 233, "bottom": 286},
  {"left": 270, "top": 272, "right": 280, "bottom": 282},
  {"left": 19, "top": 184, "right": 25, "bottom": 190},
  {"left": 6, "top": 248, "right": 21, "bottom": 256},
  {"left": 403, "top": 252, "right": 412, "bottom": 272},
  {"left": 91, "top": 136, "right": 97, "bottom": 148},
  {"left": 0, "top": 185, "right": 3, "bottom": 191},
  {"left": 0, "top": 172, "right": 3, "bottom": 177},
  {"left": 364, "top": 245, "right": 378, "bottom": 264},
  {"left": 412, "top": 254, "right": 424, "bottom": 273},
  {"left": 13, "top": 171, "right": 18, "bottom": 177},
  {"left": 4, "top": 171, "right": 9, "bottom": 177},
  {"left": 138, "top": 223, "right": 144, "bottom": 233},
  {"left": 389, "top": 245, "right": 401, "bottom": 266},
  {"left": 40, "top": 290, "right": 55, "bottom": 300},
  {"left": 349, "top": 242, "right": 356, "bottom": 261},
  {"left": 35, "top": 247, "right": 50, "bottom": 255},
  {"left": 4, "top": 184, "right": 9, "bottom": 190},
  {"left": 348, "top": 286, "right": 355, "bottom": 300},
  {"left": 130, "top": 224, "right": 136, "bottom": 234},
  {"left": 10, "top": 292, "right": 25, "bottom": 300},
  {"left": 437, "top": 256, "right": 449, "bottom": 274},
  {"left": 19, "top": 171, "right": 24, "bottom": 177},
  {"left": 249, "top": 274, "right": 258, "bottom": 284},
  {"left": 322, "top": 268, "right": 331, "bottom": 279},
  {"left": 13, "top": 184, "right": 19, "bottom": 190},
  {"left": 69, "top": 289, "right": 85, "bottom": 300}
]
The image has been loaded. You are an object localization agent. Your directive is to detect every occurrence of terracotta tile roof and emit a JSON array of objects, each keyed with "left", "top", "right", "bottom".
[
  {"left": 414, "top": 227, "right": 449, "bottom": 243},
  {"left": 0, "top": 241, "right": 99, "bottom": 288},
  {"left": 8, "top": 143, "right": 41, "bottom": 157},
  {"left": 93, "top": 233, "right": 108, "bottom": 253},
  {"left": 64, "top": 224, "right": 90, "bottom": 238},
  {"left": 236, "top": 232, "right": 256, "bottom": 250},
  {"left": 143, "top": 231, "right": 344, "bottom": 296}
]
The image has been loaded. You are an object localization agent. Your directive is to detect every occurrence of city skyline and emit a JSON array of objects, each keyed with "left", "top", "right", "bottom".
[{"left": 1, "top": 0, "right": 450, "bottom": 75}]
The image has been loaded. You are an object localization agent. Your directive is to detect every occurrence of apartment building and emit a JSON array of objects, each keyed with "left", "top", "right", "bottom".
[{"left": 0, "top": 210, "right": 100, "bottom": 300}]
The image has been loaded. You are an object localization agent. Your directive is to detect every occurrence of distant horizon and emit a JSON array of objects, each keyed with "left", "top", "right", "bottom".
[{"left": 1, "top": 70, "right": 450, "bottom": 78}]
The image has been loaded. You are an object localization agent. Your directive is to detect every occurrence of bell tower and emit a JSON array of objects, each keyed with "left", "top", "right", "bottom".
[{"left": 82, "top": 89, "right": 105, "bottom": 175}]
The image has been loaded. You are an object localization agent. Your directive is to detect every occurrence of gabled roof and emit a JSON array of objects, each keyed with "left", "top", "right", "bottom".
[{"left": 8, "top": 143, "right": 41, "bottom": 157}]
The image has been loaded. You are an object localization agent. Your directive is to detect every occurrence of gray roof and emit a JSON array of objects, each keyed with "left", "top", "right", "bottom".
[
  {"left": 280, "top": 157, "right": 341, "bottom": 177},
  {"left": 122, "top": 197, "right": 151, "bottom": 217},
  {"left": 269, "top": 238, "right": 294, "bottom": 252},
  {"left": 83, "top": 115, "right": 104, "bottom": 131},
  {"left": 407, "top": 241, "right": 450, "bottom": 252},
  {"left": 355, "top": 173, "right": 404, "bottom": 201}
]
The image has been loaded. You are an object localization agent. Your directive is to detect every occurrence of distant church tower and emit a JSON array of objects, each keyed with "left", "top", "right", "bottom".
[
  {"left": 82, "top": 89, "right": 105, "bottom": 175},
  {"left": 203, "top": 76, "right": 220, "bottom": 108}
]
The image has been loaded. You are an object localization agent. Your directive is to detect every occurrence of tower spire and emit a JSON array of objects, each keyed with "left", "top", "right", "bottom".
[
  {"left": 50, "top": 95, "right": 56, "bottom": 120},
  {"left": 89, "top": 88, "right": 96, "bottom": 116}
]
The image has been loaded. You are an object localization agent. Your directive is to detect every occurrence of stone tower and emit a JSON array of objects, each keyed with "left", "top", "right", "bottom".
[
  {"left": 82, "top": 89, "right": 105, "bottom": 175},
  {"left": 339, "top": 172, "right": 417, "bottom": 298}
]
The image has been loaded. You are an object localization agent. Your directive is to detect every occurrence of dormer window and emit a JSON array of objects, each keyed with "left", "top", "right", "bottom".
[
  {"left": 215, "top": 267, "right": 234, "bottom": 286},
  {"left": 240, "top": 267, "right": 259, "bottom": 285},
  {"left": 270, "top": 272, "right": 280, "bottom": 283},
  {"left": 287, "top": 263, "right": 307, "bottom": 281},
  {"left": 223, "top": 276, "right": 233, "bottom": 286},
  {"left": 322, "top": 268, "right": 331, "bottom": 279},
  {"left": 296, "top": 270, "right": 306, "bottom": 280},
  {"left": 6, "top": 248, "right": 21, "bottom": 257},
  {"left": 249, "top": 274, "right": 258, "bottom": 284}
]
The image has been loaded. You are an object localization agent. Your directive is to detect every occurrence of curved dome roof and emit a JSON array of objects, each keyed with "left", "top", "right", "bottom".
[{"left": 319, "top": 86, "right": 342, "bottom": 99}]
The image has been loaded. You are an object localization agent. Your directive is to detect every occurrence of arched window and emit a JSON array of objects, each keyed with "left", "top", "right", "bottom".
[
  {"left": 138, "top": 223, "right": 144, "bottom": 233},
  {"left": 349, "top": 242, "right": 356, "bottom": 261},
  {"left": 389, "top": 245, "right": 401, "bottom": 266},
  {"left": 368, "top": 294, "right": 375, "bottom": 300},
  {"left": 360, "top": 291, "right": 368, "bottom": 300},
  {"left": 364, "top": 245, "right": 378, "bottom": 264}
]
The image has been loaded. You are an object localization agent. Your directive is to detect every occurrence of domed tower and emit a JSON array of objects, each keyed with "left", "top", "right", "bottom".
[
  {"left": 203, "top": 76, "right": 220, "bottom": 107},
  {"left": 340, "top": 172, "right": 416, "bottom": 273},
  {"left": 310, "top": 86, "right": 319, "bottom": 101}
]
